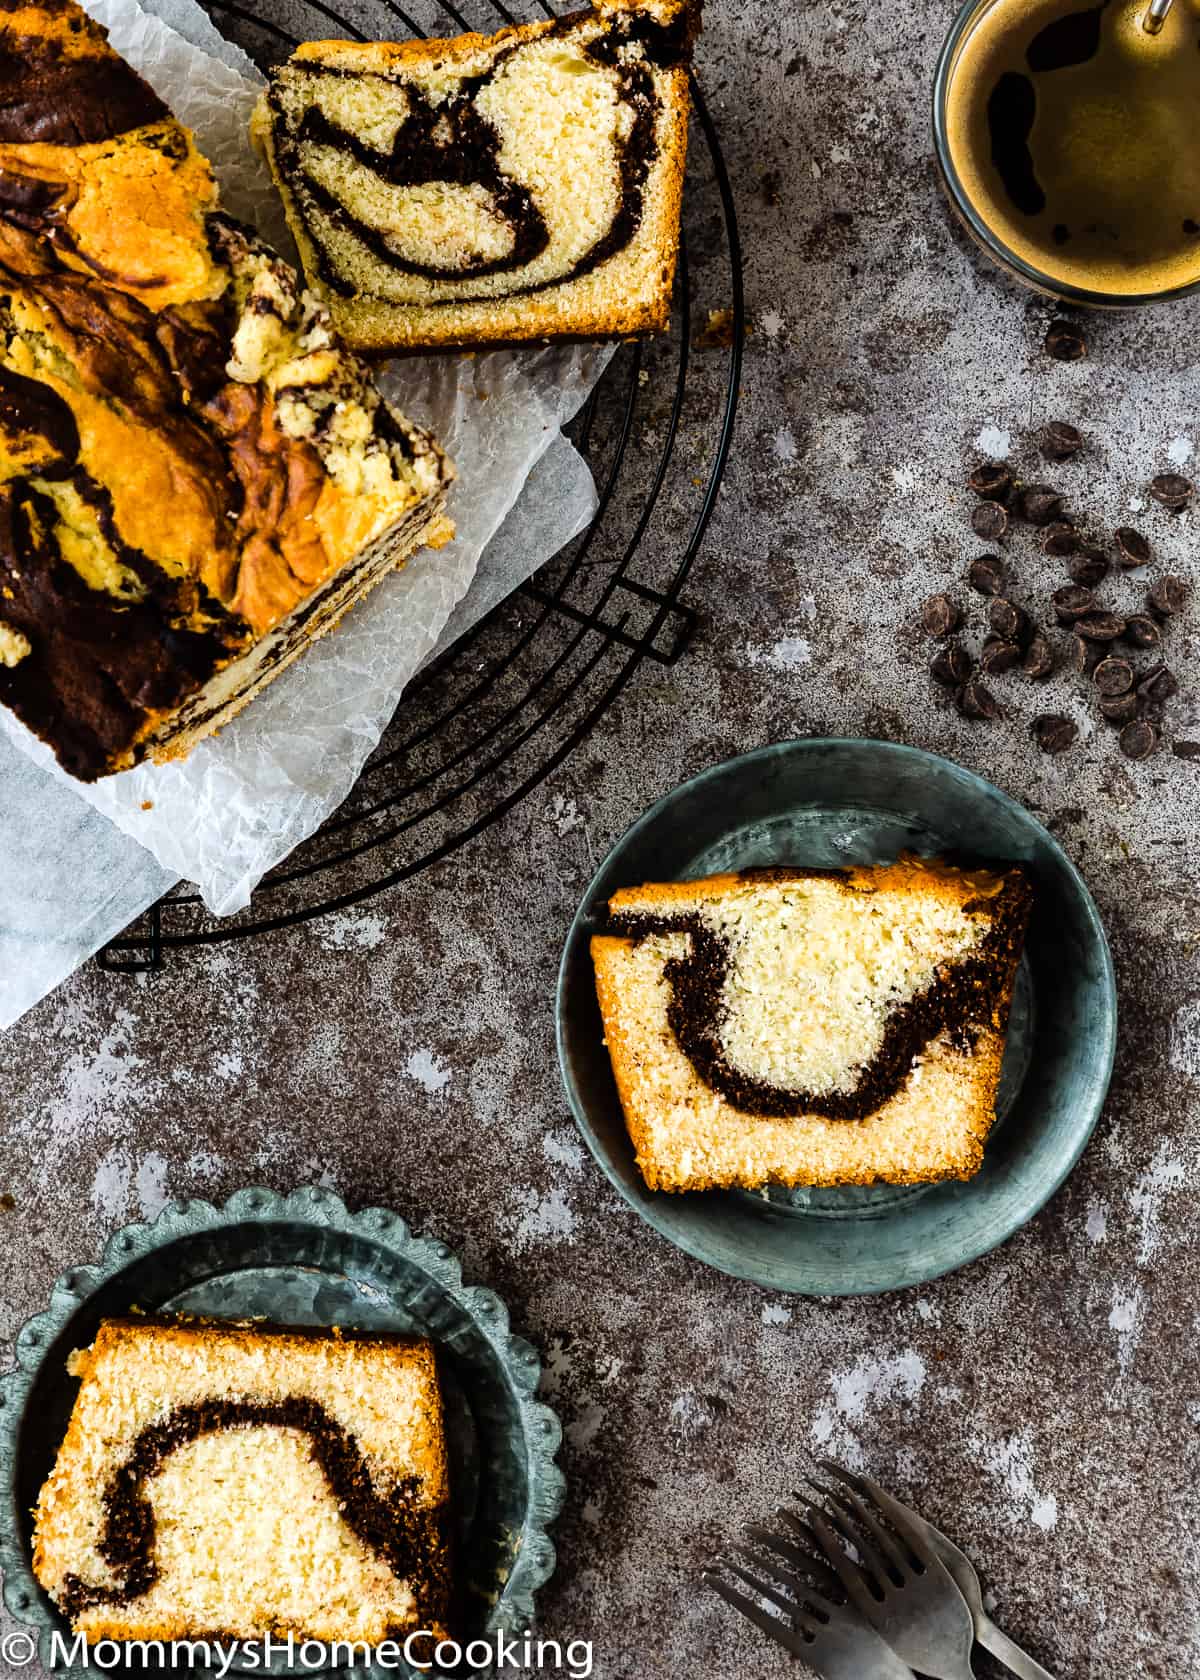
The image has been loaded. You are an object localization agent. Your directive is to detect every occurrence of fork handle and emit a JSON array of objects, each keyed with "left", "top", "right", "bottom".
[{"left": 976, "top": 1612, "right": 1057, "bottom": 1680}]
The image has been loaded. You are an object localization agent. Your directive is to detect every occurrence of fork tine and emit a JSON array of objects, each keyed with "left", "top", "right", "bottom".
[
  {"left": 820, "top": 1480, "right": 911, "bottom": 1578},
  {"left": 819, "top": 1460, "right": 936, "bottom": 1570},
  {"left": 775, "top": 1507, "right": 851, "bottom": 1590},
  {"left": 804, "top": 1504, "right": 883, "bottom": 1624},
  {"left": 701, "top": 1570, "right": 812, "bottom": 1657},
  {"left": 735, "top": 1535, "right": 837, "bottom": 1620},
  {"left": 724, "top": 1556, "right": 801, "bottom": 1619},
  {"left": 805, "top": 1481, "right": 889, "bottom": 1580}
]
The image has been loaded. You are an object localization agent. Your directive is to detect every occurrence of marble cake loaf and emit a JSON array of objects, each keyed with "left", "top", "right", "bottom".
[
  {"left": 252, "top": 0, "right": 698, "bottom": 351},
  {"left": 591, "top": 857, "right": 1034, "bottom": 1192},
  {"left": 0, "top": 0, "right": 454, "bottom": 783},
  {"left": 32, "top": 1318, "right": 452, "bottom": 1644}
]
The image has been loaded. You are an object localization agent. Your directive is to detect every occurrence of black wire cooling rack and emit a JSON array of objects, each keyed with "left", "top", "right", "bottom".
[{"left": 99, "top": 0, "right": 742, "bottom": 970}]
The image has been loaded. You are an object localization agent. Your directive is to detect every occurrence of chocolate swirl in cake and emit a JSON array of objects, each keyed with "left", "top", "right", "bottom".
[
  {"left": 607, "top": 868, "right": 1033, "bottom": 1121},
  {"left": 59, "top": 1395, "right": 451, "bottom": 1634},
  {"left": 267, "top": 6, "right": 692, "bottom": 303}
]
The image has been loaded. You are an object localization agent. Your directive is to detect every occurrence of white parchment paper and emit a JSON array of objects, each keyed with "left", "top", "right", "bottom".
[{"left": 0, "top": 0, "right": 610, "bottom": 1024}]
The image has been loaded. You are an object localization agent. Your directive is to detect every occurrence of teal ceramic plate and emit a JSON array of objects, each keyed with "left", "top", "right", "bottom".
[
  {"left": 0, "top": 1187, "right": 563, "bottom": 1679},
  {"left": 557, "top": 739, "right": 1116, "bottom": 1295}
]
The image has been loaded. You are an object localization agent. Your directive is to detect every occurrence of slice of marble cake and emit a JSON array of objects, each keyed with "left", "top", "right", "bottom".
[
  {"left": 253, "top": 0, "right": 698, "bottom": 350},
  {"left": 32, "top": 1318, "right": 451, "bottom": 1643},
  {"left": 591, "top": 857, "right": 1033, "bottom": 1192}
]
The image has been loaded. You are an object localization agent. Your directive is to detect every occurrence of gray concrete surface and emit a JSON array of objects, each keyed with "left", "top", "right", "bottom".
[{"left": 4, "top": 2, "right": 1200, "bottom": 1676}]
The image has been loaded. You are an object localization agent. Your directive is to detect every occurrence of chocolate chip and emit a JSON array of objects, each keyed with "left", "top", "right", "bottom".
[
  {"left": 1076, "top": 612, "right": 1127, "bottom": 642},
  {"left": 968, "top": 555, "right": 1007, "bottom": 595},
  {"left": 1041, "top": 521, "right": 1077, "bottom": 556},
  {"left": 1119, "top": 718, "right": 1159, "bottom": 759},
  {"left": 1114, "top": 527, "right": 1152, "bottom": 569},
  {"left": 1149, "top": 471, "right": 1193, "bottom": 511},
  {"left": 971, "top": 500, "right": 1009, "bottom": 541},
  {"left": 922, "top": 593, "right": 961, "bottom": 637},
  {"left": 1069, "top": 548, "right": 1110, "bottom": 587},
  {"left": 1093, "top": 656, "right": 1133, "bottom": 696},
  {"left": 1032, "top": 713, "right": 1078, "bottom": 753},
  {"left": 1122, "top": 613, "right": 1162, "bottom": 650},
  {"left": 981, "top": 636, "right": 1022, "bottom": 674},
  {"left": 1052, "top": 583, "right": 1097, "bottom": 623},
  {"left": 1044, "top": 319, "right": 1086, "bottom": 361},
  {"left": 957, "top": 678, "right": 1001, "bottom": 720},
  {"left": 1019, "top": 484, "right": 1064, "bottom": 525},
  {"left": 931, "top": 642, "right": 972, "bottom": 687},
  {"left": 1100, "top": 692, "right": 1138, "bottom": 725},
  {"left": 1023, "top": 633, "right": 1055, "bottom": 679},
  {"left": 1040, "top": 421, "right": 1083, "bottom": 462},
  {"left": 968, "top": 461, "right": 1013, "bottom": 500},
  {"left": 989, "top": 597, "right": 1030, "bottom": 642},
  {"left": 1071, "top": 635, "right": 1102, "bottom": 675},
  {"left": 1173, "top": 741, "right": 1200, "bottom": 760},
  {"left": 1147, "top": 574, "right": 1190, "bottom": 617},
  {"left": 1137, "top": 663, "right": 1179, "bottom": 705}
]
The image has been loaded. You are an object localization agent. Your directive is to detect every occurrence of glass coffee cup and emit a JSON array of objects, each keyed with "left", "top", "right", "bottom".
[{"left": 933, "top": 0, "right": 1200, "bottom": 306}]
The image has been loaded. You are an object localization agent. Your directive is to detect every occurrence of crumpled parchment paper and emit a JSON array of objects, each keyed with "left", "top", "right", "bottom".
[{"left": 0, "top": 0, "right": 610, "bottom": 1026}]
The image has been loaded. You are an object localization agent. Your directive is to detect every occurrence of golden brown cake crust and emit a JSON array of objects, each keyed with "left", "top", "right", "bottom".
[
  {"left": 592, "top": 858, "right": 1033, "bottom": 1192},
  {"left": 0, "top": 0, "right": 452, "bottom": 781},
  {"left": 254, "top": 0, "right": 697, "bottom": 351}
]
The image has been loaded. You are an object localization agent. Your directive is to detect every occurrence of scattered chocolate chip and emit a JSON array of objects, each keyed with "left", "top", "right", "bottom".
[
  {"left": 1119, "top": 718, "right": 1159, "bottom": 760},
  {"left": 1069, "top": 548, "right": 1110, "bottom": 587},
  {"left": 1137, "top": 663, "right": 1179, "bottom": 705},
  {"left": 1023, "top": 634, "right": 1055, "bottom": 679},
  {"left": 1032, "top": 713, "right": 1078, "bottom": 753},
  {"left": 0, "top": 1191, "right": 14, "bottom": 1213},
  {"left": 931, "top": 642, "right": 973, "bottom": 688},
  {"left": 989, "top": 597, "right": 1030, "bottom": 642},
  {"left": 1018, "top": 484, "right": 1064, "bottom": 525},
  {"left": 1044, "top": 319, "right": 1086, "bottom": 362},
  {"left": 1052, "top": 583, "right": 1097, "bottom": 623},
  {"left": 1041, "top": 521, "right": 1077, "bottom": 556},
  {"left": 922, "top": 593, "right": 961, "bottom": 637},
  {"left": 1071, "top": 635, "right": 1102, "bottom": 675},
  {"left": 1040, "top": 421, "right": 1083, "bottom": 462},
  {"left": 968, "top": 555, "right": 1007, "bottom": 595},
  {"left": 971, "top": 500, "right": 1009, "bottom": 541},
  {"left": 1114, "top": 526, "right": 1152, "bottom": 569},
  {"left": 981, "top": 636, "right": 1022, "bottom": 674},
  {"left": 1100, "top": 692, "right": 1139, "bottom": 725},
  {"left": 968, "top": 461, "right": 1013, "bottom": 500},
  {"left": 1122, "top": 613, "right": 1162, "bottom": 650},
  {"left": 1148, "top": 574, "right": 1190, "bottom": 618},
  {"left": 1093, "top": 656, "right": 1133, "bottom": 697},
  {"left": 957, "top": 678, "right": 1001, "bottom": 720},
  {"left": 1172, "top": 741, "right": 1200, "bottom": 760},
  {"left": 1076, "top": 612, "right": 1127, "bottom": 642},
  {"left": 1149, "top": 471, "right": 1194, "bottom": 512}
]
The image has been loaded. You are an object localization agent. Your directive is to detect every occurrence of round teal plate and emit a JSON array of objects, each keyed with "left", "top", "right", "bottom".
[
  {"left": 0, "top": 1187, "right": 564, "bottom": 1678},
  {"left": 557, "top": 739, "right": 1116, "bottom": 1295}
]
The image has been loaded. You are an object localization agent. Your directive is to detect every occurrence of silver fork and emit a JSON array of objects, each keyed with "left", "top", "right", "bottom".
[
  {"left": 822, "top": 1465, "right": 1057, "bottom": 1680},
  {"left": 703, "top": 1523, "right": 918, "bottom": 1680},
  {"left": 795, "top": 1467, "right": 979, "bottom": 1680}
]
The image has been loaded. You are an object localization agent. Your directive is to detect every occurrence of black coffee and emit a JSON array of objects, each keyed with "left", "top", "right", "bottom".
[{"left": 944, "top": 0, "right": 1200, "bottom": 296}]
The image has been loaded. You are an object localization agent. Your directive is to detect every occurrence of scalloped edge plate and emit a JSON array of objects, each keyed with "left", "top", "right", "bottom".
[{"left": 0, "top": 1186, "right": 564, "bottom": 1677}]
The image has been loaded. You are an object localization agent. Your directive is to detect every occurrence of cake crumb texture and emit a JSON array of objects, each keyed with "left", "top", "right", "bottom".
[
  {"left": 32, "top": 1318, "right": 451, "bottom": 1644},
  {"left": 592, "top": 857, "right": 1033, "bottom": 1191},
  {"left": 254, "top": 0, "right": 698, "bottom": 350}
]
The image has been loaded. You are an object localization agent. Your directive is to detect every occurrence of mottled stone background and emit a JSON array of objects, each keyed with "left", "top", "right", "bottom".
[{"left": 3, "top": 1, "right": 1200, "bottom": 1676}]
